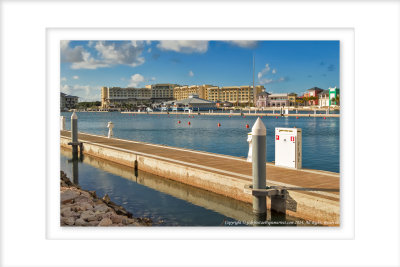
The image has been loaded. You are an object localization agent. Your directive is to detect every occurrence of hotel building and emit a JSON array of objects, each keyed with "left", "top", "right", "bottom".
[
  {"left": 206, "top": 85, "right": 264, "bottom": 105},
  {"left": 173, "top": 84, "right": 214, "bottom": 101}
]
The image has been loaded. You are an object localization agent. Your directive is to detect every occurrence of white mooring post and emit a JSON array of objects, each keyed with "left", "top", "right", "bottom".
[
  {"left": 107, "top": 121, "right": 114, "bottom": 138},
  {"left": 60, "top": 116, "right": 66, "bottom": 131},
  {"left": 71, "top": 111, "right": 78, "bottom": 158},
  {"left": 251, "top": 117, "right": 267, "bottom": 215},
  {"left": 247, "top": 132, "right": 253, "bottom": 162}
]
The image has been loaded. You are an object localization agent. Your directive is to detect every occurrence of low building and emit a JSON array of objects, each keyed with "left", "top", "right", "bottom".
[
  {"left": 329, "top": 87, "right": 340, "bottom": 106},
  {"left": 60, "top": 92, "right": 78, "bottom": 111},
  {"left": 257, "top": 93, "right": 291, "bottom": 107},
  {"left": 318, "top": 90, "right": 330, "bottom": 107},
  {"left": 303, "top": 87, "right": 324, "bottom": 106},
  {"left": 173, "top": 94, "right": 217, "bottom": 111}
]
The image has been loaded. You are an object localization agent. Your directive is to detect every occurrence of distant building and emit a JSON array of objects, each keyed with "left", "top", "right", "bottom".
[
  {"left": 150, "top": 83, "right": 178, "bottom": 102},
  {"left": 101, "top": 84, "right": 179, "bottom": 108},
  {"left": 173, "top": 84, "right": 214, "bottom": 101},
  {"left": 101, "top": 86, "right": 152, "bottom": 108},
  {"left": 206, "top": 85, "right": 264, "bottom": 106},
  {"left": 60, "top": 92, "right": 78, "bottom": 111},
  {"left": 257, "top": 93, "right": 291, "bottom": 107},
  {"left": 318, "top": 90, "right": 330, "bottom": 107},
  {"left": 171, "top": 94, "right": 217, "bottom": 111},
  {"left": 329, "top": 87, "right": 340, "bottom": 106},
  {"left": 303, "top": 87, "right": 324, "bottom": 106}
]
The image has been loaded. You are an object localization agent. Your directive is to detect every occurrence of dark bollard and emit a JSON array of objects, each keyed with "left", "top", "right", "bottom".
[
  {"left": 72, "top": 157, "right": 79, "bottom": 185},
  {"left": 251, "top": 117, "right": 267, "bottom": 216},
  {"left": 71, "top": 111, "right": 78, "bottom": 159}
]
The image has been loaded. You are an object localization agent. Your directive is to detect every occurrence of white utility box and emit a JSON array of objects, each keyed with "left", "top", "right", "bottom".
[{"left": 275, "top": 127, "right": 302, "bottom": 169}]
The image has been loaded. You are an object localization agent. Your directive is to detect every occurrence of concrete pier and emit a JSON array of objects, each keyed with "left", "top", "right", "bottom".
[
  {"left": 121, "top": 111, "right": 339, "bottom": 117},
  {"left": 60, "top": 130, "right": 340, "bottom": 225}
]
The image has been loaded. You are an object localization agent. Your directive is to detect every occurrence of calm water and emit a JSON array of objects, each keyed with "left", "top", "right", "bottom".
[
  {"left": 61, "top": 149, "right": 307, "bottom": 226},
  {"left": 61, "top": 111, "right": 340, "bottom": 173}
]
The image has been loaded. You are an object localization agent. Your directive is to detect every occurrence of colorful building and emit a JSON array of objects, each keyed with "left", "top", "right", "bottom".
[
  {"left": 329, "top": 87, "right": 340, "bottom": 106},
  {"left": 303, "top": 87, "right": 324, "bottom": 106}
]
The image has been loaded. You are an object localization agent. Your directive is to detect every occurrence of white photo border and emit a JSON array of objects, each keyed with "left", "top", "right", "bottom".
[{"left": 1, "top": 1, "right": 399, "bottom": 267}]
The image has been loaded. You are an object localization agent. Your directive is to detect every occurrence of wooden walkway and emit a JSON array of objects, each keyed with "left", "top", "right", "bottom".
[{"left": 60, "top": 130, "right": 339, "bottom": 201}]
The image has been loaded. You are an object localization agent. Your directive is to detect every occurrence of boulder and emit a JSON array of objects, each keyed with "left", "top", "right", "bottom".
[
  {"left": 80, "top": 210, "right": 95, "bottom": 221},
  {"left": 98, "top": 218, "right": 113, "bottom": 226},
  {"left": 75, "top": 218, "right": 88, "bottom": 226},
  {"left": 60, "top": 189, "right": 80, "bottom": 204}
]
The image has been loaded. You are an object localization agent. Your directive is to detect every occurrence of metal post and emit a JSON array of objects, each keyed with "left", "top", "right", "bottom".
[
  {"left": 251, "top": 117, "right": 267, "bottom": 216},
  {"left": 71, "top": 111, "right": 78, "bottom": 159},
  {"left": 60, "top": 116, "right": 65, "bottom": 131}
]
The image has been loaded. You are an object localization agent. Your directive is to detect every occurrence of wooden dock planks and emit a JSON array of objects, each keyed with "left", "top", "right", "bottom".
[{"left": 60, "top": 130, "right": 339, "bottom": 201}]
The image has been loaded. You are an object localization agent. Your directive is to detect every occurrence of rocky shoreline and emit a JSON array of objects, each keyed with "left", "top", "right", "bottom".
[{"left": 60, "top": 171, "right": 152, "bottom": 226}]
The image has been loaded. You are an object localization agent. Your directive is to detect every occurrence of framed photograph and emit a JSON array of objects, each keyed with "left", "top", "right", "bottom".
[{"left": 1, "top": 1, "right": 399, "bottom": 267}]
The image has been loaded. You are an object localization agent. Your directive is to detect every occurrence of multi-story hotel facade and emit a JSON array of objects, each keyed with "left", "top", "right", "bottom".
[
  {"left": 173, "top": 84, "right": 214, "bottom": 101},
  {"left": 101, "top": 84, "right": 264, "bottom": 108},
  {"left": 206, "top": 85, "right": 264, "bottom": 105}
]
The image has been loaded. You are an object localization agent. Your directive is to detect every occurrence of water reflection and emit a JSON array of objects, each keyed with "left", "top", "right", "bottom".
[{"left": 61, "top": 147, "right": 307, "bottom": 226}]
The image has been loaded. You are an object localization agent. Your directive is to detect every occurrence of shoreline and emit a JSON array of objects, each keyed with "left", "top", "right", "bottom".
[{"left": 60, "top": 171, "right": 152, "bottom": 226}]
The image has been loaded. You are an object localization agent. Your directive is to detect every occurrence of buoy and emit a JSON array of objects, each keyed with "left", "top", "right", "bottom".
[
  {"left": 260, "top": 116, "right": 263, "bottom": 118},
  {"left": 243, "top": 116, "right": 246, "bottom": 118},
  {"left": 178, "top": 120, "right": 181, "bottom": 124},
  {"left": 296, "top": 116, "right": 299, "bottom": 119},
  {"left": 188, "top": 121, "right": 191, "bottom": 125},
  {"left": 246, "top": 124, "right": 249, "bottom": 128},
  {"left": 192, "top": 115, "right": 194, "bottom": 118},
  {"left": 323, "top": 117, "right": 326, "bottom": 120},
  {"left": 229, "top": 115, "right": 231, "bottom": 118},
  {"left": 276, "top": 116, "right": 278, "bottom": 119},
  {"left": 218, "top": 123, "right": 221, "bottom": 127}
]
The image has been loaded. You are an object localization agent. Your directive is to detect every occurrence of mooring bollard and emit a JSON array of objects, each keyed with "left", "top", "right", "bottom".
[
  {"left": 107, "top": 121, "right": 114, "bottom": 138},
  {"left": 247, "top": 132, "right": 252, "bottom": 162},
  {"left": 60, "top": 116, "right": 65, "bottom": 131},
  {"left": 251, "top": 117, "right": 267, "bottom": 215},
  {"left": 71, "top": 111, "right": 78, "bottom": 158}
]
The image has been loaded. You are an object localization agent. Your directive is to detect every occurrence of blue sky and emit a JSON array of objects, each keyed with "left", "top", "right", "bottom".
[{"left": 60, "top": 40, "right": 339, "bottom": 101}]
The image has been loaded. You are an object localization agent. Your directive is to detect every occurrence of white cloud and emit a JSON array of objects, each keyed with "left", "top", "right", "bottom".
[
  {"left": 150, "top": 77, "right": 156, "bottom": 81},
  {"left": 259, "top": 77, "right": 286, "bottom": 85},
  {"left": 72, "top": 75, "right": 79, "bottom": 80},
  {"left": 188, "top": 70, "right": 194, "bottom": 77},
  {"left": 157, "top": 41, "right": 208, "bottom": 53},
  {"left": 60, "top": 40, "right": 85, "bottom": 63},
  {"left": 60, "top": 84, "right": 101, "bottom": 101},
  {"left": 272, "top": 69, "right": 277, "bottom": 74},
  {"left": 128, "top": 74, "right": 145, "bottom": 87},
  {"left": 94, "top": 41, "right": 145, "bottom": 67},
  {"left": 147, "top": 48, "right": 152, "bottom": 53},
  {"left": 258, "top": 63, "right": 271, "bottom": 79},
  {"left": 62, "top": 40, "right": 147, "bottom": 70},
  {"left": 225, "top": 41, "right": 258, "bottom": 48},
  {"left": 61, "top": 77, "right": 67, "bottom": 82}
]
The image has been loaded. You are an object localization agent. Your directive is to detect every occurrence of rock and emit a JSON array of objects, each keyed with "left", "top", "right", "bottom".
[
  {"left": 75, "top": 218, "right": 88, "bottom": 226},
  {"left": 102, "top": 194, "right": 111, "bottom": 204},
  {"left": 110, "top": 214, "right": 123, "bottom": 224},
  {"left": 88, "top": 220, "right": 100, "bottom": 226},
  {"left": 63, "top": 217, "right": 75, "bottom": 226},
  {"left": 60, "top": 189, "right": 80, "bottom": 204},
  {"left": 94, "top": 204, "right": 109, "bottom": 213},
  {"left": 98, "top": 218, "right": 112, "bottom": 226},
  {"left": 89, "top": 191, "right": 97, "bottom": 198},
  {"left": 87, "top": 215, "right": 98, "bottom": 222},
  {"left": 74, "top": 196, "right": 94, "bottom": 205},
  {"left": 62, "top": 208, "right": 77, "bottom": 218},
  {"left": 80, "top": 202, "right": 94, "bottom": 211},
  {"left": 80, "top": 210, "right": 95, "bottom": 221}
]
